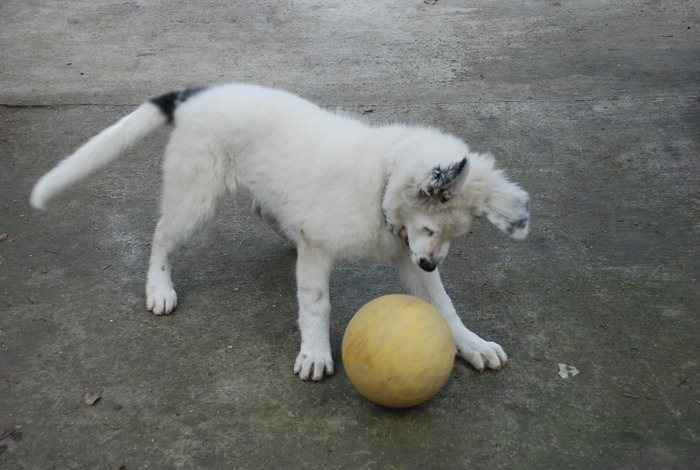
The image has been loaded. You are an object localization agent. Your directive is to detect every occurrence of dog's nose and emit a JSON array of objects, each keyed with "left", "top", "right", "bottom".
[{"left": 419, "top": 258, "right": 437, "bottom": 272}]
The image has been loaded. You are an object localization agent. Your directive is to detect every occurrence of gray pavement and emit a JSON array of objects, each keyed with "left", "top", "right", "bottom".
[{"left": 1, "top": 0, "right": 699, "bottom": 468}]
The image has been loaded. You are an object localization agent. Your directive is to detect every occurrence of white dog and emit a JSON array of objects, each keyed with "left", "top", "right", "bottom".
[{"left": 31, "top": 84, "right": 530, "bottom": 381}]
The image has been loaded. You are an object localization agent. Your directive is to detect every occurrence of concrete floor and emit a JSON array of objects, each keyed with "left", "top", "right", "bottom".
[{"left": 1, "top": 0, "right": 698, "bottom": 468}]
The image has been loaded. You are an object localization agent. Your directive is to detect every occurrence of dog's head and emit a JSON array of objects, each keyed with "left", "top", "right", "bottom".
[{"left": 383, "top": 130, "right": 530, "bottom": 272}]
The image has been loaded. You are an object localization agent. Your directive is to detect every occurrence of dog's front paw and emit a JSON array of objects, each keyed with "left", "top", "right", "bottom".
[
  {"left": 457, "top": 336, "right": 508, "bottom": 372},
  {"left": 294, "top": 350, "right": 334, "bottom": 381},
  {"left": 146, "top": 284, "right": 178, "bottom": 315}
]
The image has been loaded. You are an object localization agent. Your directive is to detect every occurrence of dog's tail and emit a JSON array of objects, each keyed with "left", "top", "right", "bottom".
[{"left": 30, "top": 88, "right": 204, "bottom": 210}]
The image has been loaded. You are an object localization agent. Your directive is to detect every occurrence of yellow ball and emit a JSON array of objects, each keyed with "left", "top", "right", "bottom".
[{"left": 342, "top": 294, "right": 455, "bottom": 408}]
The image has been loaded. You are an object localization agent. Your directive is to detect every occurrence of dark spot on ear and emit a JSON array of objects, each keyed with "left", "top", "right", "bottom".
[
  {"left": 454, "top": 157, "right": 468, "bottom": 174},
  {"left": 506, "top": 217, "right": 529, "bottom": 234},
  {"left": 425, "top": 157, "right": 469, "bottom": 202}
]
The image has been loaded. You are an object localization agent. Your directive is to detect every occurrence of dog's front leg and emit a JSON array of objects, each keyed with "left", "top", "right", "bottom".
[
  {"left": 293, "top": 243, "right": 335, "bottom": 381},
  {"left": 146, "top": 219, "right": 178, "bottom": 315},
  {"left": 393, "top": 256, "right": 508, "bottom": 371}
]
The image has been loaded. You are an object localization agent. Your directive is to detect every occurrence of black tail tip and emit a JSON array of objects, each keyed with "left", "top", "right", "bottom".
[{"left": 150, "top": 87, "right": 207, "bottom": 123}]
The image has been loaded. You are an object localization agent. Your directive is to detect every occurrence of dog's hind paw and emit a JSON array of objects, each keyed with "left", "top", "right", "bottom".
[
  {"left": 294, "top": 351, "right": 334, "bottom": 381},
  {"left": 147, "top": 285, "right": 178, "bottom": 315},
  {"left": 457, "top": 337, "right": 508, "bottom": 372}
]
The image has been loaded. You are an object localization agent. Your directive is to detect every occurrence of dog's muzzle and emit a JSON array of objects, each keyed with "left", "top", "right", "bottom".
[{"left": 419, "top": 258, "right": 438, "bottom": 272}]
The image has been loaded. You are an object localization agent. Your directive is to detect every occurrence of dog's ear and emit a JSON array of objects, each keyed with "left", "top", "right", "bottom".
[
  {"left": 421, "top": 157, "right": 469, "bottom": 203},
  {"left": 481, "top": 181, "right": 530, "bottom": 240}
]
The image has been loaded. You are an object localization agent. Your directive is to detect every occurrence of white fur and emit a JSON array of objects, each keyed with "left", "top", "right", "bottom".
[{"left": 31, "top": 84, "right": 530, "bottom": 381}]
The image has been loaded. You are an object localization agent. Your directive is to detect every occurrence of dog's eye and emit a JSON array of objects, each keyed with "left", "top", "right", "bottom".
[{"left": 424, "top": 227, "right": 435, "bottom": 237}]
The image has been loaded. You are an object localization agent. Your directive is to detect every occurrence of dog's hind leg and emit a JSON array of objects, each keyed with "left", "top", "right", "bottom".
[
  {"left": 393, "top": 255, "right": 508, "bottom": 371},
  {"left": 293, "top": 241, "right": 335, "bottom": 381},
  {"left": 146, "top": 141, "right": 228, "bottom": 315}
]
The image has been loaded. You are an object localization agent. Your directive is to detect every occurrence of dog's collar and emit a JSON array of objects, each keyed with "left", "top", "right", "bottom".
[
  {"left": 381, "top": 173, "right": 405, "bottom": 240},
  {"left": 382, "top": 209, "right": 394, "bottom": 232},
  {"left": 381, "top": 173, "right": 394, "bottom": 232}
]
